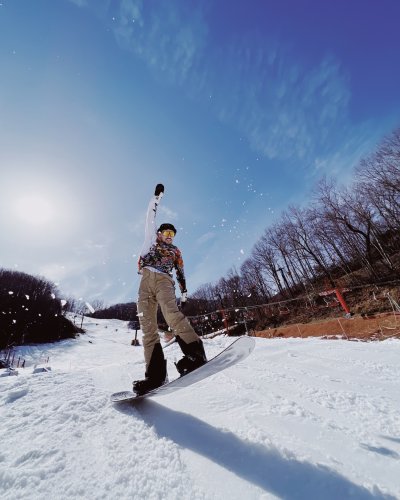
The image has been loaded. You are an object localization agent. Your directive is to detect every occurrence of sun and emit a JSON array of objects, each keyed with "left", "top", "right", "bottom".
[{"left": 15, "top": 194, "right": 54, "bottom": 226}]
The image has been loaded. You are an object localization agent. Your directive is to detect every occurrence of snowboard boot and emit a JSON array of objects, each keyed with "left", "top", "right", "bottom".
[
  {"left": 175, "top": 337, "right": 207, "bottom": 377},
  {"left": 133, "top": 343, "right": 168, "bottom": 395}
]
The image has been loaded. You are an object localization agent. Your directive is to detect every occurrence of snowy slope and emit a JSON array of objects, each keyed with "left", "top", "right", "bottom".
[{"left": 1, "top": 317, "right": 399, "bottom": 499}]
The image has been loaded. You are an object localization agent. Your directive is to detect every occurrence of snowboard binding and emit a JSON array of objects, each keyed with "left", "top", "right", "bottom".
[{"left": 175, "top": 337, "right": 207, "bottom": 376}]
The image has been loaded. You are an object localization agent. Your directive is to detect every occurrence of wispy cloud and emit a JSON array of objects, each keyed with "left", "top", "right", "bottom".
[
  {"left": 111, "top": 3, "right": 353, "bottom": 167},
  {"left": 111, "top": 0, "right": 208, "bottom": 87},
  {"left": 69, "top": 0, "right": 355, "bottom": 169},
  {"left": 68, "top": 0, "right": 397, "bottom": 193},
  {"left": 312, "top": 123, "right": 387, "bottom": 185},
  {"left": 211, "top": 40, "right": 351, "bottom": 165},
  {"left": 68, "top": 0, "right": 88, "bottom": 7},
  {"left": 38, "top": 237, "right": 109, "bottom": 280},
  {"left": 158, "top": 204, "right": 178, "bottom": 222},
  {"left": 196, "top": 231, "right": 216, "bottom": 245}
]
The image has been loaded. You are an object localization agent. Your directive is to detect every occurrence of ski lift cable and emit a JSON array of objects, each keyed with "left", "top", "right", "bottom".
[{"left": 186, "top": 278, "right": 400, "bottom": 322}]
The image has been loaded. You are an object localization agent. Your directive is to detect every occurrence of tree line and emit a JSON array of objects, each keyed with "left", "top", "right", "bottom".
[
  {"left": 0, "top": 269, "right": 81, "bottom": 349},
  {"left": 190, "top": 128, "right": 400, "bottom": 316},
  {"left": 90, "top": 302, "right": 137, "bottom": 321}
]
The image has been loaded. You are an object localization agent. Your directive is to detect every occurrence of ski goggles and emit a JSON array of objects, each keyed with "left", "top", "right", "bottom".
[{"left": 161, "top": 229, "right": 175, "bottom": 238}]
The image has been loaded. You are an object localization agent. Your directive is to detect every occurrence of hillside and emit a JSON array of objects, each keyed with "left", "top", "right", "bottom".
[
  {"left": 256, "top": 312, "right": 400, "bottom": 341},
  {"left": 1, "top": 318, "right": 399, "bottom": 499}
]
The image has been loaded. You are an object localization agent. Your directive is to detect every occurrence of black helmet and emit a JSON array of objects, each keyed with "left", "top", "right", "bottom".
[{"left": 157, "top": 223, "right": 177, "bottom": 234}]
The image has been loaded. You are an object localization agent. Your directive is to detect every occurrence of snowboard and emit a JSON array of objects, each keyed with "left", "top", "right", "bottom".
[{"left": 111, "top": 335, "right": 255, "bottom": 403}]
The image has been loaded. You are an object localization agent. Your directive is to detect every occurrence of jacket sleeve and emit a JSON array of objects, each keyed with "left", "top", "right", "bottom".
[
  {"left": 140, "top": 193, "right": 163, "bottom": 258},
  {"left": 174, "top": 248, "right": 187, "bottom": 293}
]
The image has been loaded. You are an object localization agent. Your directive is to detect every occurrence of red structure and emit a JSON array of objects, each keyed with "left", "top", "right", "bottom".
[{"left": 319, "top": 288, "right": 351, "bottom": 315}]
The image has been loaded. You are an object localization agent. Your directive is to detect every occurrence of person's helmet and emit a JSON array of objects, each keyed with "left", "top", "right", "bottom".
[{"left": 157, "top": 223, "right": 177, "bottom": 234}]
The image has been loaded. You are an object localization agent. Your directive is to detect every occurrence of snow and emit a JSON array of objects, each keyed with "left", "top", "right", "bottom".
[{"left": 1, "top": 317, "right": 399, "bottom": 499}]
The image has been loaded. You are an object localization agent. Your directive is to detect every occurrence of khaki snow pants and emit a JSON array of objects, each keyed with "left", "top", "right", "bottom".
[{"left": 137, "top": 268, "right": 199, "bottom": 368}]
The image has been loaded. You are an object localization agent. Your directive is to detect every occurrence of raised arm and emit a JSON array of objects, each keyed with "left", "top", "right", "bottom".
[{"left": 140, "top": 184, "right": 164, "bottom": 257}]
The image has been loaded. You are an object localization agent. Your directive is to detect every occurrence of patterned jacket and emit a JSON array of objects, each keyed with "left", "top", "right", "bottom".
[{"left": 138, "top": 195, "right": 187, "bottom": 293}]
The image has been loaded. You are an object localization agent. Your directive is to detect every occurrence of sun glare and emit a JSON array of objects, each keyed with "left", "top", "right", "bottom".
[{"left": 15, "top": 195, "right": 54, "bottom": 226}]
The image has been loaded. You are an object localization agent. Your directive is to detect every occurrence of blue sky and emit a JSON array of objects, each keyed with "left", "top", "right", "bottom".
[{"left": 0, "top": 0, "right": 399, "bottom": 306}]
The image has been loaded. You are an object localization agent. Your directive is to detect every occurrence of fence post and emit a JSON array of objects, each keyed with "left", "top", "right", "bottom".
[{"left": 337, "top": 318, "right": 348, "bottom": 340}]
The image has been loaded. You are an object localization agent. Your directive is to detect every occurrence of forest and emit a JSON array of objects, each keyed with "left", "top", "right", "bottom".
[
  {"left": 0, "top": 269, "right": 81, "bottom": 350},
  {"left": 187, "top": 128, "right": 400, "bottom": 323}
]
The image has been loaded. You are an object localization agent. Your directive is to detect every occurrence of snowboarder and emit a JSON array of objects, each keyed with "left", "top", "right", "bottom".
[{"left": 133, "top": 184, "right": 207, "bottom": 395}]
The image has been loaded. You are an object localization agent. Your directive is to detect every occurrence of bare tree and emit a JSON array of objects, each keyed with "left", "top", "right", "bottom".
[{"left": 190, "top": 127, "right": 400, "bottom": 319}]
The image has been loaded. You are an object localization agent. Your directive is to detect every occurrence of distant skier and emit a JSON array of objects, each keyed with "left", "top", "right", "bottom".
[{"left": 133, "top": 184, "right": 207, "bottom": 395}]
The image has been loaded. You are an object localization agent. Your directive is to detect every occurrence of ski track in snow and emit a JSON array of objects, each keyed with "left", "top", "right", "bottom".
[{"left": 1, "top": 316, "right": 399, "bottom": 499}]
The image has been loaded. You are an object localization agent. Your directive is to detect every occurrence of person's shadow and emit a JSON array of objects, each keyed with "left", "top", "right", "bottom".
[{"left": 115, "top": 400, "right": 394, "bottom": 499}]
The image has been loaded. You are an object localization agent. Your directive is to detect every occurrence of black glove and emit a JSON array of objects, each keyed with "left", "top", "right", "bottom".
[{"left": 155, "top": 184, "right": 164, "bottom": 196}]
